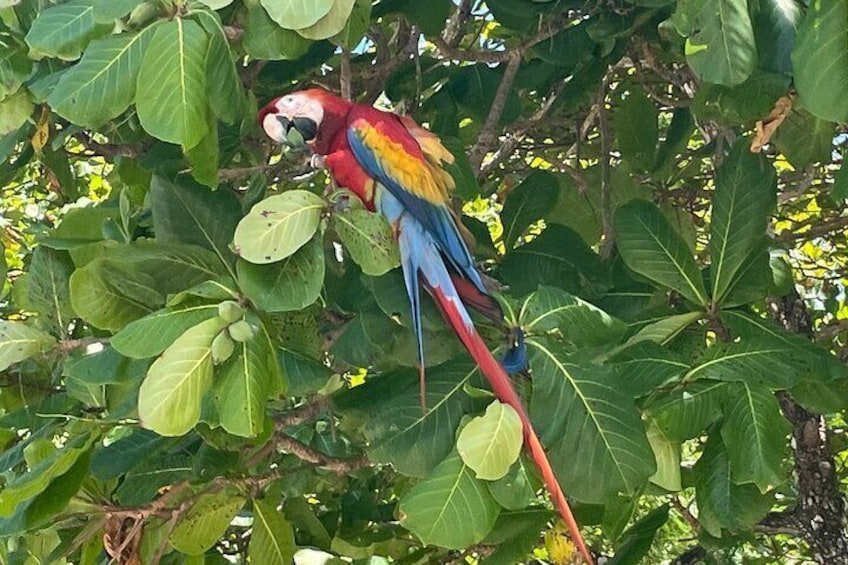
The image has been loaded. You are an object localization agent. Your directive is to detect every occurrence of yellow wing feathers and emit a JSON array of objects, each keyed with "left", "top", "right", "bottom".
[{"left": 355, "top": 120, "right": 456, "bottom": 205}]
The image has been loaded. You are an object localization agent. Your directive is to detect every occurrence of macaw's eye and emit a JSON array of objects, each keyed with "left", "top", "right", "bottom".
[{"left": 291, "top": 117, "right": 317, "bottom": 141}]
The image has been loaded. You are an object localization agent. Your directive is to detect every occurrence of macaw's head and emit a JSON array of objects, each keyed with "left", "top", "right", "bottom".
[{"left": 259, "top": 88, "right": 350, "bottom": 155}]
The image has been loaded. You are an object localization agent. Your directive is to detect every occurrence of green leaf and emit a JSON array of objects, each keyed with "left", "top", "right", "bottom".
[
  {"left": 138, "top": 317, "right": 227, "bottom": 436},
  {"left": 613, "top": 87, "right": 658, "bottom": 170},
  {"left": 250, "top": 499, "right": 296, "bottom": 565},
  {"left": 679, "top": 0, "right": 757, "bottom": 86},
  {"left": 608, "top": 505, "right": 669, "bottom": 565},
  {"left": 259, "top": 0, "right": 334, "bottom": 29},
  {"left": 482, "top": 508, "right": 553, "bottom": 565},
  {"left": 27, "top": 246, "right": 75, "bottom": 329},
  {"left": 48, "top": 28, "right": 155, "bottom": 129},
  {"left": 111, "top": 304, "right": 219, "bottom": 358},
  {"left": 185, "top": 118, "right": 219, "bottom": 188},
  {"left": 693, "top": 435, "right": 772, "bottom": 536},
  {"left": 0, "top": 29, "right": 33, "bottom": 101},
  {"left": 40, "top": 206, "right": 118, "bottom": 250},
  {"left": 136, "top": 18, "right": 209, "bottom": 148},
  {"left": 0, "top": 321, "right": 56, "bottom": 372},
  {"left": 334, "top": 362, "right": 474, "bottom": 478},
  {"left": 24, "top": 0, "right": 110, "bottom": 60},
  {"left": 0, "top": 434, "right": 92, "bottom": 517},
  {"left": 609, "top": 341, "right": 688, "bottom": 397},
  {"left": 615, "top": 199, "right": 708, "bottom": 306},
  {"left": 790, "top": 378, "right": 848, "bottom": 414},
  {"left": 90, "top": 429, "right": 169, "bottom": 479},
  {"left": 297, "top": 0, "right": 356, "bottom": 40},
  {"left": 398, "top": 451, "right": 500, "bottom": 549},
  {"left": 646, "top": 380, "right": 726, "bottom": 442},
  {"left": 238, "top": 234, "right": 325, "bottom": 313},
  {"left": 457, "top": 400, "right": 523, "bottom": 481},
  {"left": 0, "top": 88, "right": 33, "bottom": 135},
  {"left": 710, "top": 141, "right": 776, "bottom": 304},
  {"left": 646, "top": 422, "right": 681, "bottom": 492},
  {"left": 686, "top": 339, "right": 804, "bottom": 389},
  {"left": 195, "top": 10, "right": 246, "bottom": 125},
  {"left": 243, "top": 4, "right": 312, "bottom": 60},
  {"left": 150, "top": 175, "right": 241, "bottom": 271},
  {"left": 791, "top": 0, "right": 848, "bottom": 123},
  {"left": 528, "top": 339, "right": 656, "bottom": 503},
  {"left": 501, "top": 225, "right": 608, "bottom": 297},
  {"left": 720, "top": 382, "right": 789, "bottom": 492},
  {"left": 92, "top": 0, "right": 144, "bottom": 22},
  {"left": 214, "top": 322, "right": 280, "bottom": 438},
  {"left": 518, "top": 286, "right": 627, "bottom": 348},
  {"left": 234, "top": 190, "right": 324, "bottom": 264},
  {"left": 332, "top": 208, "right": 400, "bottom": 276},
  {"left": 169, "top": 494, "right": 244, "bottom": 555},
  {"left": 332, "top": 0, "right": 371, "bottom": 48},
  {"left": 487, "top": 456, "right": 539, "bottom": 511},
  {"left": 500, "top": 170, "right": 560, "bottom": 250}
]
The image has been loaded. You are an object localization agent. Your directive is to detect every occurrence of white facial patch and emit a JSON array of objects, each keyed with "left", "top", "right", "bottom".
[{"left": 262, "top": 113, "right": 286, "bottom": 143}]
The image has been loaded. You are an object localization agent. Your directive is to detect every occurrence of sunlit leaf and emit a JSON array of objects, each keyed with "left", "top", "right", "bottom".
[{"left": 457, "top": 400, "right": 523, "bottom": 481}]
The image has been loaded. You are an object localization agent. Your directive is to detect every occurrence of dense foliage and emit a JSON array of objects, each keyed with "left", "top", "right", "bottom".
[{"left": 1, "top": 0, "right": 847, "bottom": 563}]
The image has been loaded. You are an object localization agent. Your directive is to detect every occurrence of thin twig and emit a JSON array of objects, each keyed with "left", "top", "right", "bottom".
[
  {"left": 275, "top": 435, "right": 368, "bottom": 474},
  {"left": 597, "top": 71, "right": 615, "bottom": 258},
  {"left": 340, "top": 49, "right": 352, "bottom": 101}
]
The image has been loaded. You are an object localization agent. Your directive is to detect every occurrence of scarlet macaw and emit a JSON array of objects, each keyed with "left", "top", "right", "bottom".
[{"left": 259, "top": 89, "right": 592, "bottom": 564}]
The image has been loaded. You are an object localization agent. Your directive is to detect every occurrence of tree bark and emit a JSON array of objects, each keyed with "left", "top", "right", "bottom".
[{"left": 769, "top": 292, "right": 848, "bottom": 564}]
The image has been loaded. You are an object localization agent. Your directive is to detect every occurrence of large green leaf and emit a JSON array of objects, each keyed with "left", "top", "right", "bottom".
[
  {"left": 243, "top": 4, "right": 312, "bottom": 60},
  {"left": 334, "top": 362, "right": 474, "bottom": 478},
  {"left": 0, "top": 89, "right": 33, "bottom": 135},
  {"left": 296, "top": 0, "right": 356, "bottom": 40},
  {"left": 111, "top": 304, "right": 219, "bottom": 358},
  {"left": 518, "top": 286, "right": 627, "bottom": 348},
  {"left": 136, "top": 18, "right": 209, "bottom": 148},
  {"left": 138, "top": 317, "right": 227, "bottom": 436},
  {"left": 0, "top": 29, "right": 33, "bottom": 101},
  {"left": 27, "top": 246, "right": 75, "bottom": 329},
  {"left": 501, "top": 225, "right": 608, "bottom": 297},
  {"left": 149, "top": 175, "right": 241, "bottom": 272},
  {"left": 24, "top": 0, "right": 110, "bottom": 60},
  {"left": 169, "top": 494, "right": 244, "bottom": 555},
  {"left": 608, "top": 505, "right": 669, "bottom": 565},
  {"left": 457, "top": 400, "right": 523, "bottom": 481},
  {"left": 677, "top": 0, "right": 757, "bottom": 86},
  {"left": 250, "top": 499, "right": 296, "bottom": 565},
  {"left": 92, "top": 0, "right": 144, "bottom": 22},
  {"left": 720, "top": 382, "right": 790, "bottom": 492},
  {"left": 214, "top": 322, "right": 281, "bottom": 438},
  {"left": 0, "top": 434, "right": 92, "bottom": 518},
  {"left": 487, "top": 456, "right": 540, "bottom": 511},
  {"left": 234, "top": 191, "right": 324, "bottom": 264},
  {"left": 332, "top": 208, "right": 400, "bottom": 276},
  {"left": 398, "top": 451, "right": 500, "bottom": 549},
  {"left": 528, "top": 339, "right": 656, "bottom": 503},
  {"left": 69, "top": 259, "right": 162, "bottom": 331},
  {"left": 646, "top": 421, "right": 681, "bottom": 492},
  {"left": 238, "top": 235, "right": 325, "bottom": 313},
  {"left": 646, "top": 380, "right": 727, "bottom": 442},
  {"left": 613, "top": 87, "right": 658, "bottom": 171},
  {"left": 500, "top": 170, "right": 560, "bottom": 250},
  {"left": 693, "top": 435, "right": 773, "bottom": 537},
  {"left": 615, "top": 199, "right": 708, "bottom": 306},
  {"left": 48, "top": 28, "right": 154, "bottom": 128},
  {"left": 609, "top": 341, "right": 688, "bottom": 397},
  {"left": 260, "top": 0, "right": 334, "bottom": 29},
  {"left": 792, "top": 0, "right": 848, "bottom": 123},
  {"left": 710, "top": 142, "right": 776, "bottom": 304},
  {"left": 0, "top": 321, "right": 56, "bottom": 372},
  {"left": 194, "top": 10, "right": 246, "bottom": 125},
  {"left": 773, "top": 110, "right": 836, "bottom": 169},
  {"left": 686, "top": 339, "right": 805, "bottom": 389}
]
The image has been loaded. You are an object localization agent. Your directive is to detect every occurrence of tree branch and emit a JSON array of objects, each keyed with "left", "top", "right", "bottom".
[
  {"left": 275, "top": 435, "right": 368, "bottom": 474},
  {"left": 597, "top": 71, "right": 614, "bottom": 258},
  {"left": 469, "top": 50, "right": 522, "bottom": 173}
]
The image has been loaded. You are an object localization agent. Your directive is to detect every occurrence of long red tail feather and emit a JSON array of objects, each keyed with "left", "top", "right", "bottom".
[{"left": 432, "top": 288, "right": 594, "bottom": 565}]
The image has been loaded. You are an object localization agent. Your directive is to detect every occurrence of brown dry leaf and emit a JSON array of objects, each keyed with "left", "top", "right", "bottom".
[
  {"left": 751, "top": 95, "right": 793, "bottom": 153},
  {"left": 103, "top": 513, "right": 143, "bottom": 565},
  {"left": 31, "top": 106, "right": 50, "bottom": 153}
]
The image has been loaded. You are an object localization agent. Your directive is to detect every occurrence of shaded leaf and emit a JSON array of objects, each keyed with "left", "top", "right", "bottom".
[
  {"left": 243, "top": 4, "right": 312, "bottom": 60},
  {"left": 608, "top": 505, "right": 669, "bottom": 565},
  {"left": 259, "top": 0, "right": 334, "bottom": 29},
  {"left": 613, "top": 87, "right": 658, "bottom": 170},
  {"left": 398, "top": 451, "right": 500, "bottom": 549},
  {"left": 615, "top": 199, "right": 708, "bottom": 305},
  {"left": 332, "top": 208, "right": 400, "bottom": 276},
  {"left": 169, "top": 494, "right": 244, "bottom": 555},
  {"left": 0, "top": 321, "right": 56, "bottom": 372},
  {"left": 297, "top": 0, "right": 356, "bottom": 40},
  {"left": 250, "top": 499, "right": 296, "bottom": 565},
  {"left": 646, "top": 380, "right": 727, "bottom": 442},
  {"left": 500, "top": 170, "right": 560, "bottom": 249}
]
